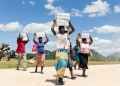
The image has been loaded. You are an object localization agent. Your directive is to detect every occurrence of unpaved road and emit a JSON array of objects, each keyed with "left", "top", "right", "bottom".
[{"left": 0, "top": 64, "right": 120, "bottom": 86}]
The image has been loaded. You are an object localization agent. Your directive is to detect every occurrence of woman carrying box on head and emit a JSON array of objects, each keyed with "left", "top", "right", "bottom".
[
  {"left": 33, "top": 33, "right": 49, "bottom": 74},
  {"left": 16, "top": 33, "right": 29, "bottom": 71},
  {"left": 76, "top": 33, "right": 93, "bottom": 78},
  {"left": 51, "top": 19, "right": 75, "bottom": 85}
]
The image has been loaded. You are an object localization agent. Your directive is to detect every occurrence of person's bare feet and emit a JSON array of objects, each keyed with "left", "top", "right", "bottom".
[{"left": 41, "top": 72, "right": 44, "bottom": 74}]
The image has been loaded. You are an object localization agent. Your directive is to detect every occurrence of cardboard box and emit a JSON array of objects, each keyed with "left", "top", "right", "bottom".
[
  {"left": 55, "top": 13, "right": 70, "bottom": 20},
  {"left": 55, "top": 19, "right": 69, "bottom": 27},
  {"left": 22, "top": 36, "right": 28, "bottom": 41},
  {"left": 81, "top": 33, "right": 90, "bottom": 38},
  {"left": 36, "top": 33, "right": 45, "bottom": 38},
  {"left": 0, "top": 45, "right": 2, "bottom": 48},
  {"left": 20, "top": 33, "right": 27, "bottom": 37}
]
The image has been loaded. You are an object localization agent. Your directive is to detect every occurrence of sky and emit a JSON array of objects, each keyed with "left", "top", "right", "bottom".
[{"left": 0, "top": 0, "right": 120, "bottom": 56}]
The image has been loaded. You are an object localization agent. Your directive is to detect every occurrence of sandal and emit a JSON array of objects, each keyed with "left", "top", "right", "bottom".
[
  {"left": 82, "top": 75, "right": 88, "bottom": 78},
  {"left": 59, "top": 81, "right": 65, "bottom": 85},
  {"left": 71, "top": 77, "right": 76, "bottom": 79},
  {"left": 41, "top": 72, "right": 44, "bottom": 74},
  {"left": 35, "top": 69, "right": 37, "bottom": 72},
  {"left": 58, "top": 78, "right": 65, "bottom": 85}
]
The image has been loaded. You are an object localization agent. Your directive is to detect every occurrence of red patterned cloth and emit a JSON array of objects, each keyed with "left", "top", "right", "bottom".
[{"left": 36, "top": 52, "right": 45, "bottom": 67}]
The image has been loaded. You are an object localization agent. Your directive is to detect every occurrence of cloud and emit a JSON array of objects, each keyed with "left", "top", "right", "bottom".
[
  {"left": 29, "top": 1, "right": 35, "bottom": 6},
  {"left": 47, "top": 0, "right": 54, "bottom": 3},
  {"left": 98, "top": 48, "right": 120, "bottom": 54},
  {"left": 91, "top": 37, "right": 112, "bottom": 47},
  {"left": 46, "top": 41, "right": 56, "bottom": 46},
  {"left": 94, "top": 25, "right": 120, "bottom": 33},
  {"left": 83, "top": 0, "right": 111, "bottom": 17},
  {"left": 22, "top": 1, "right": 25, "bottom": 4},
  {"left": 90, "top": 47, "right": 98, "bottom": 49},
  {"left": 71, "top": 8, "right": 83, "bottom": 17},
  {"left": 83, "top": 29, "right": 94, "bottom": 33},
  {"left": 45, "top": 0, "right": 65, "bottom": 15},
  {"left": 0, "top": 22, "right": 22, "bottom": 31},
  {"left": 114, "top": 5, "right": 120, "bottom": 13},
  {"left": 22, "top": 21, "right": 58, "bottom": 34},
  {"left": 118, "top": 39, "right": 120, "bottom": 43}
]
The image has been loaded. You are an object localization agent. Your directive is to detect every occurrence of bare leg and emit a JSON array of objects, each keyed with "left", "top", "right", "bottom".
[
  {"left": 35, "top": 66, "right": 38, "bottom": 72},
  {"left": 69, "top": 67, "right": 73, "bottom": 78},
  {"left": 74, "top": 62, "right": 78, "bottom": 69},
  {"left": 82, "top": 68, "right": 87, "bottom": 77},
  {"left": 41, "top": 66, "right": 44, "bottom": 74},
  {"left": 78, "top": 62, "right": 80, "bottom": 69}
]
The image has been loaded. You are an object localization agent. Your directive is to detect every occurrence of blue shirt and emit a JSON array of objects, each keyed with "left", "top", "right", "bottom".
[{"left": 37, "top": 42, "right": 45, "bottom": 54}]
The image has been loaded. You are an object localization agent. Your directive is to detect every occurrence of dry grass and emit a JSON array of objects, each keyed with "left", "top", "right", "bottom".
[{"left": 0, "top": 59, "right": 120, "bottom": 69}]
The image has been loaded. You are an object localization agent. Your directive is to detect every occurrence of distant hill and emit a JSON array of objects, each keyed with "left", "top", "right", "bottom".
[
  {"left": 27, "top": 49, "right": 109, "bottom": 61},
  {"left": 89, "top": 49, "right": 107, "bottom": 61},
  {"left": 107, "top": 52, "right": 120, "bottom": 61}
]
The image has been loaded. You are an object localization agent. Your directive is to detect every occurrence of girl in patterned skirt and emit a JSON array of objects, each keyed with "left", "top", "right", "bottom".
[{"left": 33, "top": 33, "right": 49, "bottom": 74}]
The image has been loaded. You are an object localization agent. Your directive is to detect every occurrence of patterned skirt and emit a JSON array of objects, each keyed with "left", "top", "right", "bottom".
[
  {"left": 55, "top": 48, "right": 68, "bottom": 79},
  {"left": 36, "top": 52, "right": 45, "bottom": 67}
]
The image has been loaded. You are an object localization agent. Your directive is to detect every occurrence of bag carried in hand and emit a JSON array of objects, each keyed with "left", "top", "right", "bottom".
[
  {"left": 32, "top": 45, "right": 38, "bottom": 52},
  {"left": 88, "top": 51, "right": 93, "bottom": 57}
]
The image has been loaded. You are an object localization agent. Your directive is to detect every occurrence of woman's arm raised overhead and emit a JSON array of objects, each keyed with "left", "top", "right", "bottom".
[
  {"left": 76, "top": 33, "right": 81, "bottom": 48},
  {"left": 33, "top": 33, "right": 37, "bottom": 44},
  {"left": 44, "top": 33, "right": 49, "bottom": 44},
  {"left": 68, "top": 21, "right": 75, "bottom": 35},
  {"left": 89, "top": 35, "right": 93, "bottom": 45},
  {"left": 51, "top": 19, "right": 57, "bottom": 36}
]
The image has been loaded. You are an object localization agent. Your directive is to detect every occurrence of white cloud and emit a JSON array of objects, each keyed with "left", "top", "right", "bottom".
[
  {"left": 47, "top": 0, "right": 54, "bottom": 3},
  {"left": 22, "top": 21, "right": 58, "bottom": 34},
  {"left": 29, "top": 1, "right": 35, "bottom": 6},
  {"left": 71, "top": 8, "right": 83, "bottom": 17},
  {"left": 94, "top": 25, "right": 120, "bottom": 33},
  {"left": 45, "top": 0, "right": 65, "bottom": 15},
  {"left": 88, "top": 13, "right": 97, "bottom": 17},
  {"left": 90, "top": 47, "right": 98, "bottom": 49},
  {"left": 0, "top": 22, "right": 22, "bottom": 31},
  {"left": 46, "top": 41, "right": 56, "bottom": 46},
  {"left": 83, "top": 0, "right": 111, "bottom": 17},
  {"left": 22, "top": 1, "right": 25, "bottom": 4},
  {"left": 91, "top": 37, "right": 112, "bottom": 47},
  {"left": 114, "top": 5, "right": 120, "bottom": 13},
  {"left": 83, "top": 29, "right": 94, "bottom": 33},
  {"left": 98, "top": 48, "right": 120, "bottom": 54},
  {"left": 118, "top": 39, "right": 120, "bottom": 43}
]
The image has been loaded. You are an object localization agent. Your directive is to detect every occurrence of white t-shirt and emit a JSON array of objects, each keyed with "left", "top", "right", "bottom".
[{"left": 55, "top": 32, "right": 69, "bottom": 49}]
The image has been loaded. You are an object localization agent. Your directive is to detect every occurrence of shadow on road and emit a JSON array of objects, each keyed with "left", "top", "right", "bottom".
[
  {"left": 46, "top": 79, "right": 60, "bottom": 85},
  {"left": 30, "top": 71, "right": 41, "bottom": 73}
]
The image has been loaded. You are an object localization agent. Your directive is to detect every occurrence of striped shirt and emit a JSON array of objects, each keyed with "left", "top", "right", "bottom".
[{"left": 37, "top": 42, "right": 45, "bottom": 54}]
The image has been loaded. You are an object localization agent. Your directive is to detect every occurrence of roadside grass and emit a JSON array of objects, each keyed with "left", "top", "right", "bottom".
[{"left": 0, "top": 59, "right": 120, "bottom": 69}]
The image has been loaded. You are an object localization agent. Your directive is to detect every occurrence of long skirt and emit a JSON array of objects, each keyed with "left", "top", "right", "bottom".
[
  {"left": 36, "top": 52, "right": 45, "bottom": 67},
  {"left": 55, "top": 48, "right": 68, "bottom": 79},
  {"left": 78, "top": 53, "right": 88, "bottom": 69},
  {"left": 67, "top": 53, "right": 74, "bottom": 68}
]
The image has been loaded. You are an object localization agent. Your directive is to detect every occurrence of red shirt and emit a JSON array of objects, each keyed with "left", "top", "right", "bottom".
[{"left": 16, "top": 40, "right": 28, "bottom": 54}]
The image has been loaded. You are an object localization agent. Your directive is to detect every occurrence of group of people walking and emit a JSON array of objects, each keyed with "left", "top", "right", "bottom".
[
  {"left": 0, "top": 48, "right": 12, "bottom": 61},
  {"left": 4, "top": 19, "right": 93, "bottom": 85}
]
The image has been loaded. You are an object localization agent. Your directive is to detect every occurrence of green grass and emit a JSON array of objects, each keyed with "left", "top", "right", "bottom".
[{"left": 0, "top": 59, "right": 120, "bottom": 69}]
